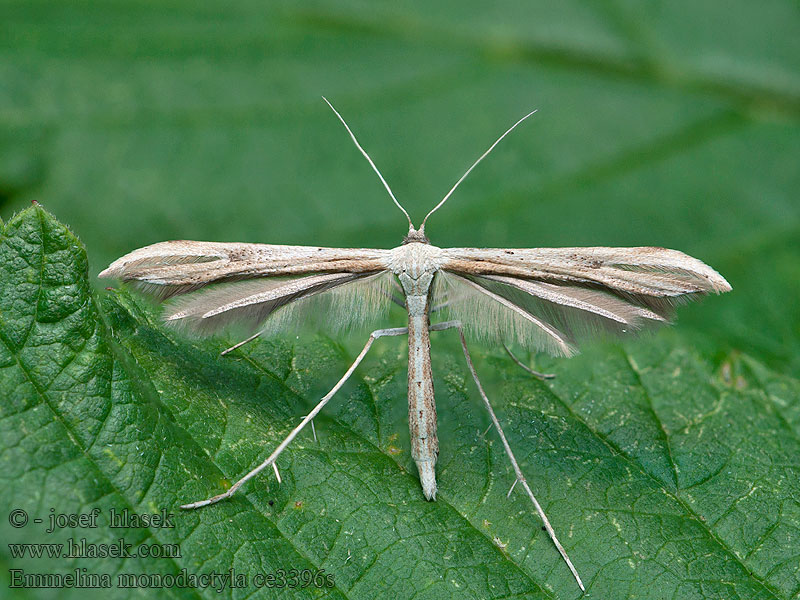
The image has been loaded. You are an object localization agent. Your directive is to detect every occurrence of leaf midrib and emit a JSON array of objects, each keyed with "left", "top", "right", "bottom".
[
  {"left": 98, "top": 295, "right": 357, "bottom": 600},
  {"left": 0, "top": 321, "right": 196, "bottom": 600}
]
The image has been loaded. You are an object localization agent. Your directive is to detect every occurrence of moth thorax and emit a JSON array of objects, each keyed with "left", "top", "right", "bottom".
[{"left": 398, "top": 270, "right": 434, "bottom": 296}]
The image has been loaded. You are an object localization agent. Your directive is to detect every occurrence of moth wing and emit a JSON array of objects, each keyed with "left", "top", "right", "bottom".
[
  {"left": 441, "top": 246, "right": 731, "bottom": 318},
  {"left": 99, "top": 240, "right": 392, "bottom": 299},
  {"left": 162, "top": 271, "right": 396, "bottom": 337},
  {"left": 436, "top": 246, "right": 731, "bottom": 356},
  {"left": 434, "top": 272, "right": 577, "bottom": 356}
]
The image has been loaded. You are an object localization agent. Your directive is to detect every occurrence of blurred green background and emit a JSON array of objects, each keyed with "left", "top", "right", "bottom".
[{"left": 1, "top": 0, "right": 798, "bottom": 379}]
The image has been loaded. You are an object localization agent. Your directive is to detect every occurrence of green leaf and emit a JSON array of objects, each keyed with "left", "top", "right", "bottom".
[
  {"left": 1, "top": 0, "right": 798, "bottom": 378},
  {"left": 2, "top": 205, "right": 799, "bottom": 599}
]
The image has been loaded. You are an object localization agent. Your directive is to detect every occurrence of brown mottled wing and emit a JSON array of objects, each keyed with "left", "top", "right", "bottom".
[
  {"left": 99, "top": 240, "right": 392, "bottom": 298},
  {"left": 99, "top": 241, "right": 394, "bottom": 335},
  {"left": 436, "top": 246, "right": 731, "bottom": 356}
]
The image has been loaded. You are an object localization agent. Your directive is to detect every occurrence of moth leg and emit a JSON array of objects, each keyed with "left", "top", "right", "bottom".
[
  {"left": 220, "top": 330, "right": 263, "bottom": 356},
  {"left": 503, "top": 343, "right": 556, "bottom": 380},
  {"left": 430, "top": 320, "right": 585, "bottom": 592},
  {"left": 180, "top": 326, "right": 409, "bottom": 510}
]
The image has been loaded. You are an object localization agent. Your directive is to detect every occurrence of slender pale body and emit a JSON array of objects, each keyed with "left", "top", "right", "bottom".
[{"left": 392, "top": 239, "right": 443, "bottom": 497}]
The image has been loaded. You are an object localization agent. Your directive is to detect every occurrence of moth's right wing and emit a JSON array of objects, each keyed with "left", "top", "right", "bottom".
[
  {"left": 440, "top": 246, "right": 731, "bottom": 299},
  {"left": 99, "top": 241, "right": 395, "bottom": 336},
  {"left": 436, "top": 246, "right": 731, "bottom": 356}
]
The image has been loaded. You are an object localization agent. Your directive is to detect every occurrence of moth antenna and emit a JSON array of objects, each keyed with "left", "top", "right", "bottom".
[
  {"left": 421, "top": 109, "right": 538, "bottom": 231},
  {"left": 322, "top": 97, "right": 415, "bottom": 231}
]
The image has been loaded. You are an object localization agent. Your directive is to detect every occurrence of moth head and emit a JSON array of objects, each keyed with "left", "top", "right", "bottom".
[{"left": 403, "top": 226, "right": 430, "bottom": 245}]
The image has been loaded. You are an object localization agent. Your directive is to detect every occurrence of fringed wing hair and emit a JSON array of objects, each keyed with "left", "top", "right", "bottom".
[
  {"left": 99, "top": 240, "right": 395, "bottom": 336},
  {"left": 436, "top": 246, "right": 732, "bottom": 357}
]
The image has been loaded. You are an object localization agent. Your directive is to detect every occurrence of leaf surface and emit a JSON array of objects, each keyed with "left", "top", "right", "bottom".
[{"left": 1, "top": 205, "right": 798, "bottom": 599}]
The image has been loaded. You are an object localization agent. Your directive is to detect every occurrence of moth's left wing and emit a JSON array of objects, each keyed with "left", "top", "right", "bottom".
[
  {"left": 99, "top": 240, "right": 392, "bottom": 298},
  {"left": 99, "top": 241, "right": 395, "bottom": 336},
  {"left": 436, "top": 246, "right": 731, "bottom": 356},
  {"left": 160, "top": 271, "right": 397, "bottom": 336}
]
